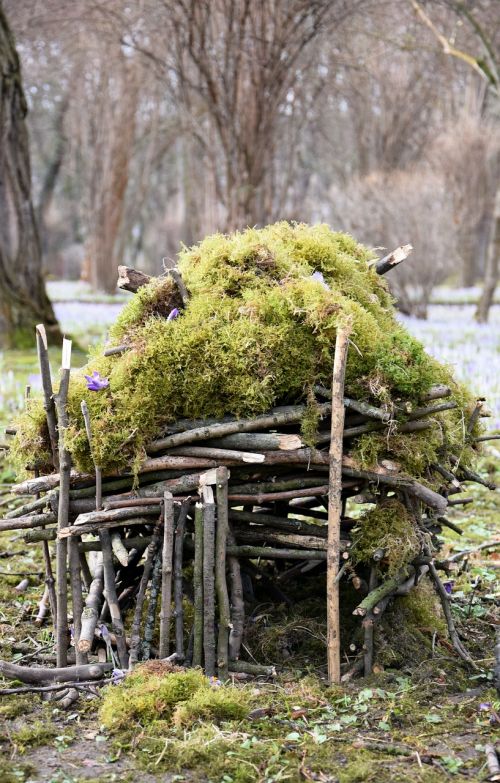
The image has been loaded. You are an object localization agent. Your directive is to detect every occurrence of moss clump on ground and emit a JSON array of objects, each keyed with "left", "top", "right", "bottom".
[
  {"left": 351, "top": 499, "right": 421, "bottom": 575},
  {"left": 10, "top": 222, "right": 477, "bottom": 476},
  {"left": 99, "top": 665, "right": 250, "bottom": 733}
]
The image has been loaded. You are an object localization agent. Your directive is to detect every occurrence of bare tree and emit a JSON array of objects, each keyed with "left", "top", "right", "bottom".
[
  {"left": 0, "top": 1, "right": 60, "bottom": 347},
  {"left": 411, "top": 0, "right": 500, "bottom": 320},
  {"left": 129, "top": 0, "right": 362, "bottom": 231}
]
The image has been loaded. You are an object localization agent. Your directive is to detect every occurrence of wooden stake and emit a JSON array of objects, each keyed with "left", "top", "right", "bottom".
[
  {"left": 159, "top": 492, "right": 175, "bottom": 658},
  {"left": 69, "top": 537, "right": 87, "bottom": 665},
  {"left": 215, "top": 466, "right": 230, "bottom": 680},
  {"left": 202, "top": 485, "right": 216, "bottom": 677},
  {"left": 193, "top": 502, "right": 204, "bottom": 668},
  {"left": 227, "top": 527, "right": 244, "bottom": 661},
  {"left": 129, "top": 522, "right": 163, "bottom": 667},
  {"left": 327, "top": 325, "right": 350, "bottom": 685},
  {"left": 174, "top": 500, "right": 189, "bottom": 660},
  {"left": 35, "top": 324, "right": 59, "bottom": 469},
  {"left": 54, "top": 338, "right": 72, "bottom": 667}
]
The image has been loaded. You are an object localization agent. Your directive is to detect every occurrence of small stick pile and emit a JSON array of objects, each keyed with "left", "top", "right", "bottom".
[{"left": 1, "top": 254, "right": 497, "bottom": 688}]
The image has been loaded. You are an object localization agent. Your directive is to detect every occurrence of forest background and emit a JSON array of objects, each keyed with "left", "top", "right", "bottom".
[{"left": 0, "top": 0, "right": 499, "bottom": 348}]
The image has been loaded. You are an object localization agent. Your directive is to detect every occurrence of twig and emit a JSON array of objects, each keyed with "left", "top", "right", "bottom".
[
  {"left": 54, "top": 338, "right": 72, "bottom": 667},
  {"left": 202, "top": 485, "right": 216, "bottom": 677},
  {"left": 159, "top": 492, "right": 175, "bottom": 658},
  {"left": 192, "top": 502, "right": 204, "bottom": 667},
  {"left": 129, "top": 522, "right": 163, "bottom": 668},
  {"left": 327, "top": 324, "right": 350, "bottom": 685},
  {"left": 215, "top": 466, "right": 231, "bottom": 680},
  {"left": 174, "top": 500, "right": 190, "bottom": 661}
]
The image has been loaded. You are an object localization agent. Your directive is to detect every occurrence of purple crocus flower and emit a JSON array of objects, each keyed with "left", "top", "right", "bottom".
[
  {"left": 443, "top": 581, "right": 454, "bottom": 595},
  {"left": 167, "top": 308, "right": 180, "bottom": 321},
  {"left": 310, "top": 271, "right": 330, "bottom": 291},
  {"left": 84, "top": 371, "right": 109, "bottom": 391},
  {"left": 111, "top": 668, "right": 125, "bottom": 686}
]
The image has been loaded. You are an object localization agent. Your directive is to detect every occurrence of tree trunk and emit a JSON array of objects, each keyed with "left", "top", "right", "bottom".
[
  {"left": 85, "top": 55, "right": 139, "bottom": 293},
  {"left": 476, "top": 188, "right": 500, "bottom": 323},
  {"left": 0, "top": 3, "right": 61, "bottom": 348}
]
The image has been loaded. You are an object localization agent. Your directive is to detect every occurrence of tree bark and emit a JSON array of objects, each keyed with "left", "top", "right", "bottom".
[
  {"left": 476, "top": 187, "right": 500, "bottom": 323},
  {"left": 0, "top": 3, "right": 61, "bottom": 347}
]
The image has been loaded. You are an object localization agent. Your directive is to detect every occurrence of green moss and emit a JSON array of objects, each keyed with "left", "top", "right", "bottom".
[
  {"left": 9, "top": 222, "right": 480, "bottom": 475},
  {"left": 0, "top": 696, "right": 33, "bottom": 719},
  {"left": 399, "top": 577, "right": 446, "bottom": 634},
  {"left": 172, "top": 684, "right": 249, "bottom": 727},
  {"left": 9, "top": 719, "right": 59, "bottom": 752},
  {"left": 100, "top": 667, "right": 207, "bottom": 731},
  {"left": 351, "top": 499, "right": 420, "bottom": 576}
]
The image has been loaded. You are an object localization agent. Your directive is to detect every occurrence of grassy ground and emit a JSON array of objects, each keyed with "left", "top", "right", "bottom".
[{"left": 0, "top": 297, "right": 498, "bottom": 783}]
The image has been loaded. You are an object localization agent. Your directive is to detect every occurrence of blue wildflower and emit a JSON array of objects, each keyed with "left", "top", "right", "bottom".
[
  {"left": 84, "top": 371, "right": 109, "bottom": 391},
  {"left": 167, "top": 308, "right": 180, "bottom": 321}
]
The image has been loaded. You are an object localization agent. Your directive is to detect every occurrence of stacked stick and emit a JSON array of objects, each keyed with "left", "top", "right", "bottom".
[{"left": 1, "top": 257, "right": 497, "bottom": 687}]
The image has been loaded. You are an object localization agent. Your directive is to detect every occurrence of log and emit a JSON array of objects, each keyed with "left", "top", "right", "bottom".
[
  {"left": 327, "top": 325, "right": 350, "bottom": 685},
  {"left": 167, "top": 268, "right": 190, "bottom": 305},
  {"left": 226, "top": 546, "right": 327, "bottom": 560},
  {"left": 68, "top": 538, "right": 86, "bottom": 665},
  {"left": 229, "top": 509, "right": 327, "bottom": 537},
  {"left": 0, "top": 659, "right": 111, "bottom": 684},
  {"left": 78, "top": 560, "right": 104, "bottom": 654},
  {"left": 421, "top": 384, "right": 452, "bottom": 401},
  {"left": 168, "top": 446, "right": 265, "bottom": 463},
  {"left": 5, "top": 495, "right": 47, "bottom": 519},
  {"left": 103, "top": 344, "right": 129, "bottom": 357},
  {"left": 228, "top": 484, "right": 329, "bottom": 504},
  {"left": 353, "top": 568, "right": 414, "bottom": 616},
  {"left": 117, "top": 265, "right": 151, "bottom": 292},
  {"left": 206, "top": 433, "right": 303, "bottom": 451},
  {"left": 111, "top": 533, "right": 129, "bottom": 567},
  {"left": 202, "top": 485, "right": 216, "bottom": 677},
  {"left": 0, "top": 513, "right": 57, "bottom": 532},
  {"left": 215, "top": 467, "right": 231, "bottom": 680},
  {"left": 12, "top": 457, "right": 220, "bottom": 496},
  {"left": 314, "top": 386, "right": 390, "bottom": 422},
  {"left": 59, "top": 515, "right": 156, "bottom": 538},
  {"left": 231, "top": 526, "right": 334, "bottom": 551},
  {"left": 147, "top": 403, "right": 332, "bottom": 453},
  {"left": 374, "top": 244, "right": 413, "bottom": 275}
]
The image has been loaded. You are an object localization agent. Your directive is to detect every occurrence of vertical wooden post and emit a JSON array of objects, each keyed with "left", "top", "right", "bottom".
[
  {"left": 215, "top": 466, "right": 230, "bottom": 680},
  {"left": 35, "top": 324, "right": 59, "bottom": 469},
  {"left": 202, "top": 485, "right": 216, "bottom": 678},
  {"left": 193, "top": 502, "right": 204, "bottom": 667},
  {"left": 174, "top": 501, "right": 189, "bottom": 661},
  {"left": 327, "top": 325, "right": 350, "bottom": 685},
  {"left": 54, "top": 338, "right": 72, "bottom": 667},
  {"left": 227, "top": 526, "right": 244, "bottom": 662},
  {"left": 69, "top": 537, "right": 87, "bottom": 665},
  {"left": 159, "top": 491, "right": 175, "bottom": 658}
]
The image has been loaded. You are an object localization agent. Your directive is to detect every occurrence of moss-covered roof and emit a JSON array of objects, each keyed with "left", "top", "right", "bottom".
[{"left": 10, "top": 222, "right": 478, "bottom": 475}]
